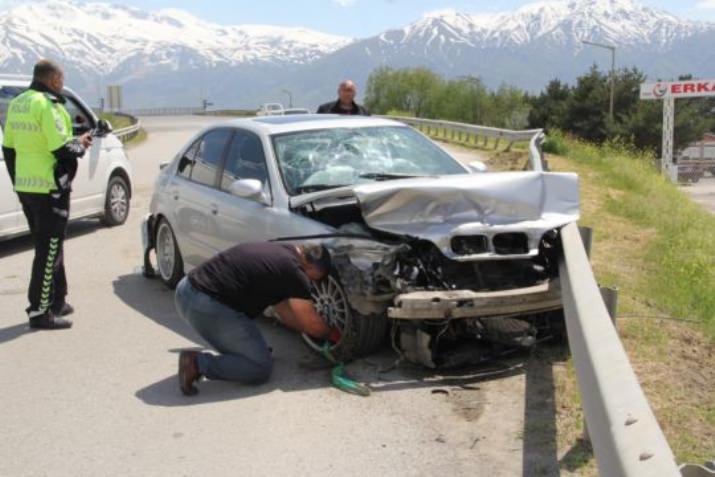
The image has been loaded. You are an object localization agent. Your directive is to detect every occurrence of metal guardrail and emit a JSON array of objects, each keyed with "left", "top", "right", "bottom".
[
  {"left": 559, "top": 222, "right": 681, "bottom": 476},
  {"left": 381, "top": 115, "right": 546, "bottom": 171},
  {"left": 112, "top": 112, "right": 141, "bottom": 143},
  {"left": 123, "top": 107, "right": 204, "bottom": 116}
]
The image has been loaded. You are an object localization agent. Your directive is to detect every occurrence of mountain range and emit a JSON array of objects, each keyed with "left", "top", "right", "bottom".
[{"left": 2, "top": 0, "right": 715, "bottom": 109}]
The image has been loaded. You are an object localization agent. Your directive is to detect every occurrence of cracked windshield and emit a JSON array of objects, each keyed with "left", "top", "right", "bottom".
[{"left": 272, "top": 126, "right": 466, "bottom": 195}]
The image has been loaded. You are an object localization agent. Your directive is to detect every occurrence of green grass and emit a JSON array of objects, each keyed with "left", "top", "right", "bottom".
[{"left": 548, "top": 131, "right": 715, "bottom": 339}]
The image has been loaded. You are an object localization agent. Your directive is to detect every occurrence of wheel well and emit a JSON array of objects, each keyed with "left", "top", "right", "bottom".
[{"left": 109, "top": 168, "right": 132, "bottom": 198}]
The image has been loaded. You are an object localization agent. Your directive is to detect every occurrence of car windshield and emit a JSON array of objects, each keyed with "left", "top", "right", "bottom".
[{"left": 272, "top": 126, "right": 466, "bottom": 195}]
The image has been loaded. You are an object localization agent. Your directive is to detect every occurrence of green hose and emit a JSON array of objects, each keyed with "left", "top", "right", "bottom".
[{"left": 321, "top": 343, "right": 371, "bottom": 397}]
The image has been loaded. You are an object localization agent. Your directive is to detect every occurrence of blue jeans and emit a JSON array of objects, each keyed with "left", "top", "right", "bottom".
[{"left": 174, "top": 277, "right": 273, "bottom": 384}]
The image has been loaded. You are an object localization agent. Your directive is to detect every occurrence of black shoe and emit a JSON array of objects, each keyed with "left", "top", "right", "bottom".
[
  {"left": 29, "top": 312, "right": 73, "bottom": 330},
  {"left": 179, "top": 351, "right": 201, "bottom": 396},
  {"left": 52, "top": 303, "right": 74, "bottom": 317}
]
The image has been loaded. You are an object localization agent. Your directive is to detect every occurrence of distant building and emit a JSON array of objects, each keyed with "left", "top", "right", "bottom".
[{"left": 679, "top": 133, "right": 715, "bottom": 161}]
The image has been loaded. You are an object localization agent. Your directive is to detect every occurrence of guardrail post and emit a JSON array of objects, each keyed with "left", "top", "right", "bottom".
[
  {"left": 600, "top": 287, "right": 619, "bottom": 326},
  {"left": 578, "top": 226, "right": 593, "bottom": 258}
]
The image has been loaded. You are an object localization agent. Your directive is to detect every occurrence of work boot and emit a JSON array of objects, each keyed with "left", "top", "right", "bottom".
[
  {"left": 52, "top": 302, "right": 75, "bottom": 317},
  {"left": 179, "top": 351, "right": 201, "bottom": 396},
  {"left": 29, "top": 312, "right": 73, "bottom": 330}
]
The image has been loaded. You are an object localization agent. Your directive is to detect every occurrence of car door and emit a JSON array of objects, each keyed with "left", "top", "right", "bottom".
[
  {"left": 170, "top": 127, "right": 233, "bottom": 266},
  {"left": 0, "top": 87, "right": 22, "bottom": 237},
  {"left": 61, "top": 93, "right": 100, "bottom": 215},
  {"left": 211, "top": 129, "right": 275, "bottom": 250}
]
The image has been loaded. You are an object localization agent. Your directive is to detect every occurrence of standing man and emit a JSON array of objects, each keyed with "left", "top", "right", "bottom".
[
  {"left": 1, "top": 59, "right": 92, "bottom": 330},
  {"left": 175, "top": 242, "right": 341, "bottom": 396},
  {"left": 316, "top": 80, "right": 370, "bottom": 116}
]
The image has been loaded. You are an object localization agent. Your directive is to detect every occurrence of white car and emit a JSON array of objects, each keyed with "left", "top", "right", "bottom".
[
  {"left": 255, "top": 102, "right": 285, "bottom": 116},
  {"left": 0, "top": 75, "right": 133, "bottom": 240}
]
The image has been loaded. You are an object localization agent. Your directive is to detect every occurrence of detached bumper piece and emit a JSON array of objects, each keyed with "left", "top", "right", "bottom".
[{"left": 387, "top": 280, "right": 562, "bottom": 320}]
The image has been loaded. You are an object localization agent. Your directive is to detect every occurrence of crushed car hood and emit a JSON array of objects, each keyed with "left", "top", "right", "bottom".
[{"left": 292, "top": 172, "right": 579, "bottom": 261}]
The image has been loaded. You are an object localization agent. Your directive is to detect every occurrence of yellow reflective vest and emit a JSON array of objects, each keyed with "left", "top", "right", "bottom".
[{"left": 2, "top": 89, "right": 72, "bottom": 194}]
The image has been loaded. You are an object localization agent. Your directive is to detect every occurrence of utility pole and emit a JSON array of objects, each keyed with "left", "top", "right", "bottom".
[{"left": 581, "top": 40, "right": 617, "bottom": 120}]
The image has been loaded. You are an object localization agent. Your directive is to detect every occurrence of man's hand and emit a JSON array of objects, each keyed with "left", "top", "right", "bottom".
[
  {"left": 274, "top": 299, "right": 332, "bottom": 339},
  {"left": 79, "top": 132, "right": 93, "bottom": 150}
]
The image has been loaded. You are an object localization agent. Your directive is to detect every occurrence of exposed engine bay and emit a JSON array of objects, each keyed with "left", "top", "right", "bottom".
[{"left": 288, "top": 172, "right": 579, "bottom": 368}]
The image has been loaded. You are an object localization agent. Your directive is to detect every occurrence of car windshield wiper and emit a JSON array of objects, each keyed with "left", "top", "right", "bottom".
[
  {"left": 358, "top": 172, "right": 429, "bottom": 181},
  {"left": 293, "top": 184, "right": 350, "bottom": 194}
]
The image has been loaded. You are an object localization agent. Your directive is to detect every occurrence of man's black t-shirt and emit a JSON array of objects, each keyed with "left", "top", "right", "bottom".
[{"left": 188, "top": 242, "right": 312, "bottom": 318}]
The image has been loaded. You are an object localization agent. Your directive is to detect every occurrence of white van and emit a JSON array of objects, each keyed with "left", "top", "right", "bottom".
[{"left": 0, "top": 75, "right": 133, "bottom": 240}]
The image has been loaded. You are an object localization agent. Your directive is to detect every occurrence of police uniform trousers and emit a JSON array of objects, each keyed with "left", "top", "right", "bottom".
[{"left": 17, "top": 190, "right": 70, "bottom": 316}]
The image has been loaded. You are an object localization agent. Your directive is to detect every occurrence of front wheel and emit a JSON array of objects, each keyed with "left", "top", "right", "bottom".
[
  {"left": 302, "top": 274, "right": 388, "bottom": 362},
  {"left": 155, "top": 218, "right": 184, "bottom": 289},
  {"left": 100, "top": 175, "right": 130, "bottom": 226}
]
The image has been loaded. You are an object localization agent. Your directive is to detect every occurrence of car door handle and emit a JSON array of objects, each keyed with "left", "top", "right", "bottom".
[{"left": 210, "top": 203, "right": 219, "bottom": 215}]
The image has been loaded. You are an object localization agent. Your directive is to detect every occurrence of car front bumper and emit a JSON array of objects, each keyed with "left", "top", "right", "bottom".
[{"left": 387, "top": 280, "right": 562, "bottom": 320}]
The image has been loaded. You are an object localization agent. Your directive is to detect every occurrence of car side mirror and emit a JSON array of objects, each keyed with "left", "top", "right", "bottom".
[
  {"left": 468, "top": 160, "right": 488, "bottom": 173},
  {"left": 97, "top": 119, "right": 113, "bottom": 136},
  {"left": 229, "top": 179, "right": 267, "bottom": 204}
]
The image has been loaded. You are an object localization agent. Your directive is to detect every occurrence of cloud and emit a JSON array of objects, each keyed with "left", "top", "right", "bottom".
[
  {"left": 695, "top": 0, "right": 715, "bottom": 8},
  {"left": 332, "top": 0, "right": 357, "bottom": 6},
  {"left": 422, "top": 8, "right": 458, "bottom": 18}
]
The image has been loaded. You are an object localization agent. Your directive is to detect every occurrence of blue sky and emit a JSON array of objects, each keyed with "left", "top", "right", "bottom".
[{"left": 93, "top": 0, "right": 715, "bottom": 37}]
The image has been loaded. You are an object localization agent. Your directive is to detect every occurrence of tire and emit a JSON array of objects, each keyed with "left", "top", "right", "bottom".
[
  {"left": 100, "top": 175, "right": 130, "bottom": 226},
  {"left": 302, "top": 273, "right": 388, "bottom": 362},
  {"left": 155, "top": 218, "right": 184, "bottom": 289}
]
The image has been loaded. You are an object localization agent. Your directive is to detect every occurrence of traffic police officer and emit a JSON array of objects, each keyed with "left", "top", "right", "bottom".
[{"left": 1, "top": 59, "right": 92, "bottom": 330}]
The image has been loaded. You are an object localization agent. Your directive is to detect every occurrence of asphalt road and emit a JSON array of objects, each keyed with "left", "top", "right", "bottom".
[{"left": 0, "top": 116, "right": 555, "bottom": 477}]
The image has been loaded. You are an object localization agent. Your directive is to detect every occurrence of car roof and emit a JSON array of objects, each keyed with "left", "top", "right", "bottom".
[
  {"left": 213, "top": 114, "right": 409, "bottom": 135},
  {"left": 0, "top": 75, "right": 80, "bottom": 97}
]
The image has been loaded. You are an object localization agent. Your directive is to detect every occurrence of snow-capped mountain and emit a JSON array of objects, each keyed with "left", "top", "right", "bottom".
[
  {"left": 2, "top": 0, "right": 715, "bottom": 108},
  {"left": 0, "top": 0, "right": 351, "bottom": 75},
  {"left": 394, "top": 0, "right": 708, "bottom": 50},
  {"left": 304, "top": 0, "right": 715, "bottom": 102}
]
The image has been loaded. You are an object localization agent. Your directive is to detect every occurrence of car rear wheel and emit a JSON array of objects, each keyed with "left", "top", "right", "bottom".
[
  {"left": 302, "top": 274, "right": 388, "bottom": 362},
  {"left": 155, "top": 218, "right": 184, "bottom": 289},
  {"left": 100, "top": 175, "right": 130, "bottom": 226}
]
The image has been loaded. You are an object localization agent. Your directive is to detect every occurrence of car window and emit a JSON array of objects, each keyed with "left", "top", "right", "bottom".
[
  {"left": 63, "top": 95, "right": 94, "bottom": 134},
  {"left": 189, "top": 128, "right": 232, "bottom": 188},
  {"left": 220, "top": 130, "right": 268, "bottom": 190},
  {"left": 0, "top": 86, "right": 24, "bottom": 132},
  {"left": 177, "top": 139, "right": 200, "bottom": 180}
]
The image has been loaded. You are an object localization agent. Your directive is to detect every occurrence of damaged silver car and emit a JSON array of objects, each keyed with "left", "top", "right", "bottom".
[{"left": 141, "top": 115, "right": 579, "bottom": 367}]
